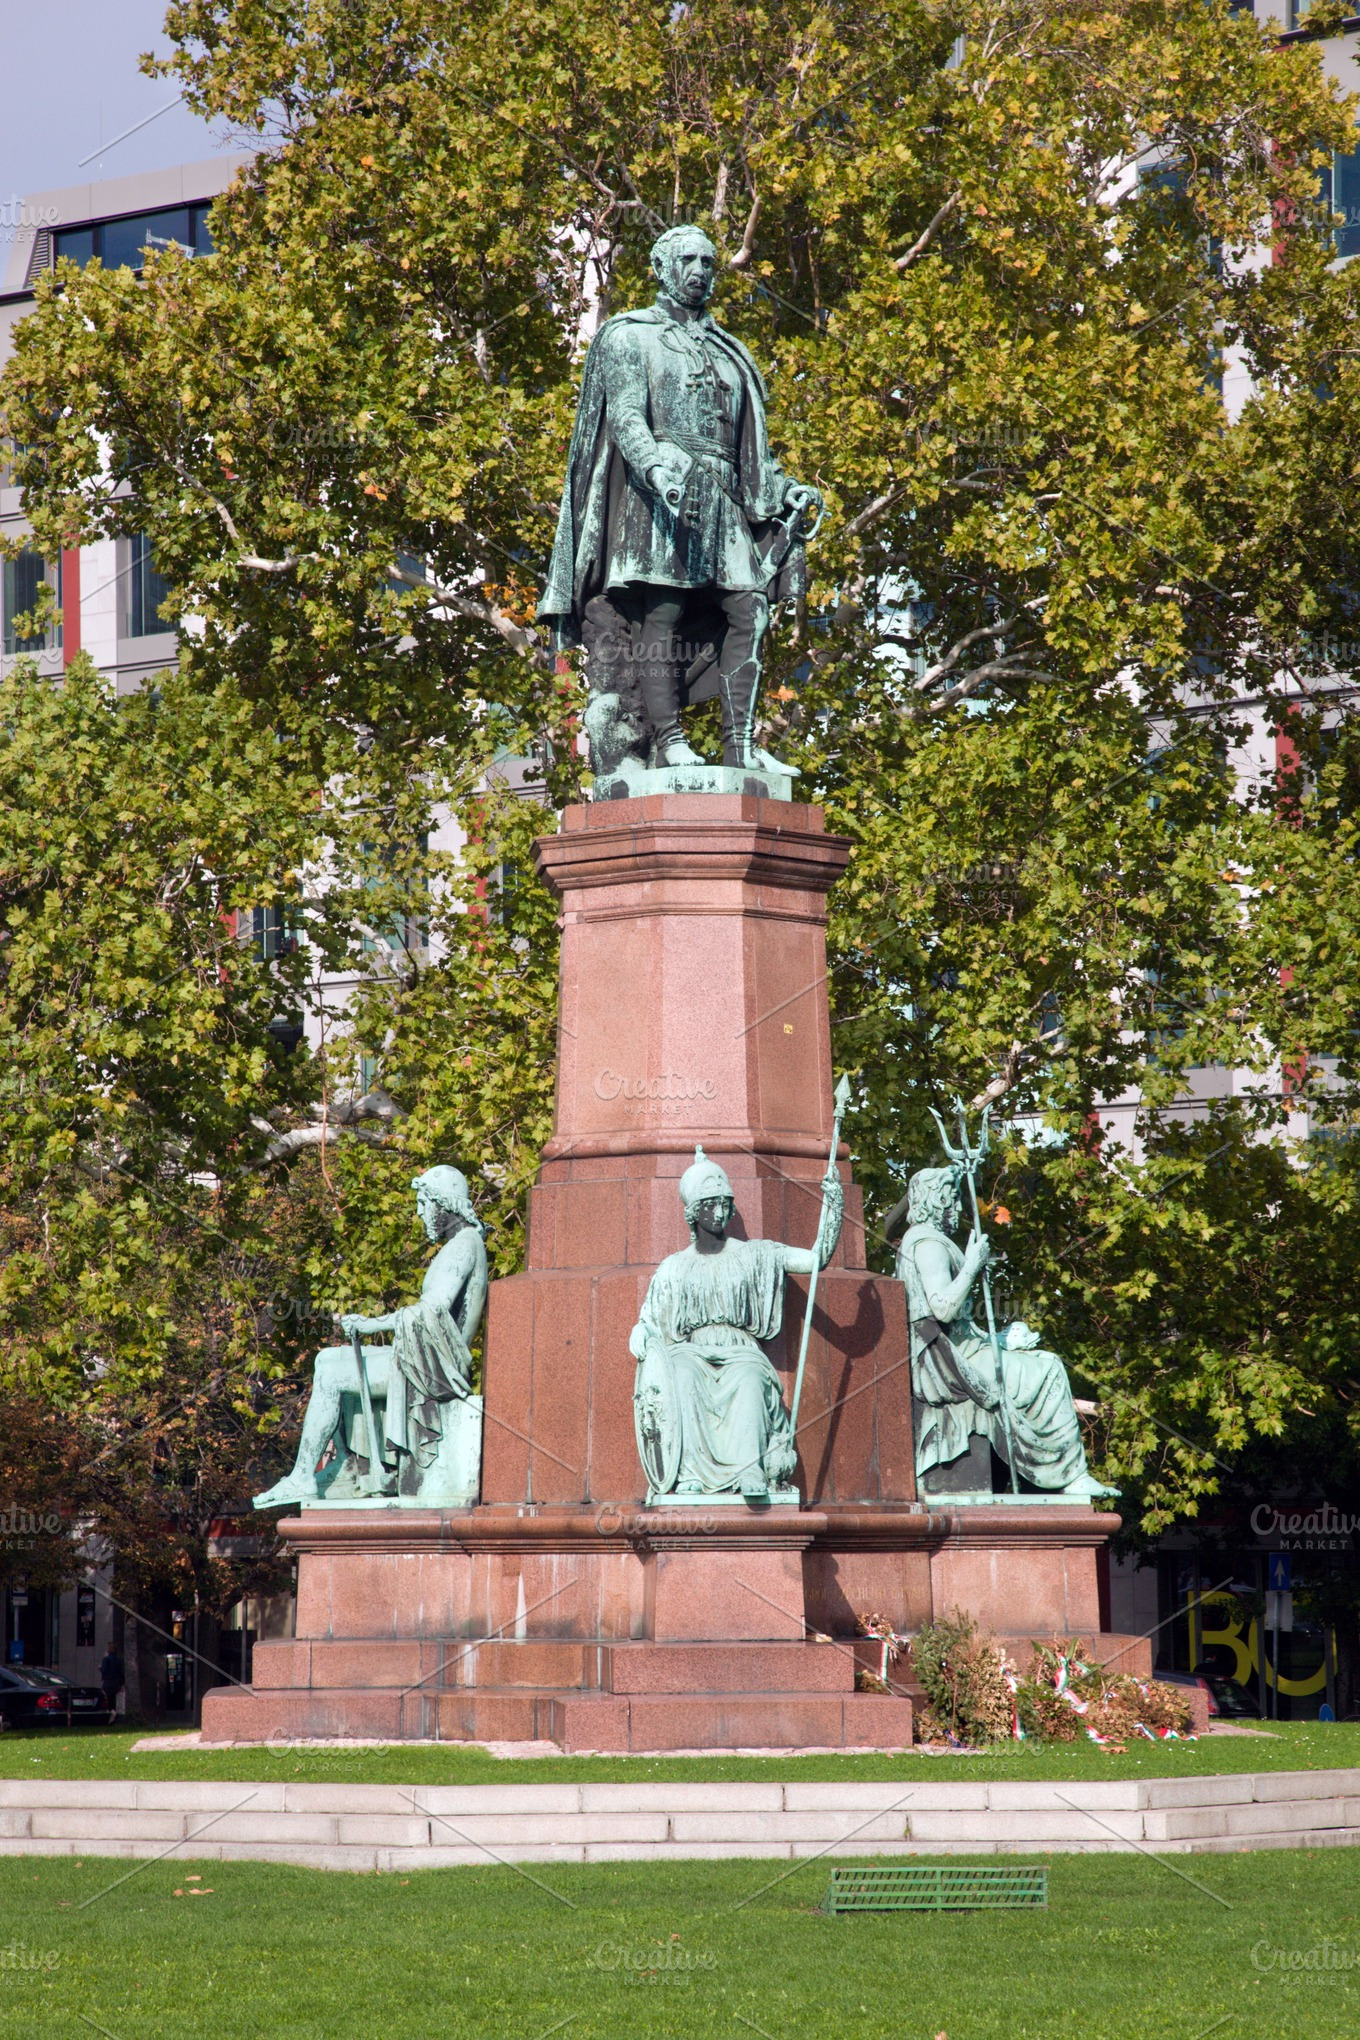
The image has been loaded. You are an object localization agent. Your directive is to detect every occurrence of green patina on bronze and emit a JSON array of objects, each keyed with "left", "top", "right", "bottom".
[
  {"left": 253, "top": 1167, "right": 486, "bottom": 1511},
  {"left": 630, "top": 1146, "right": 843, "bottom": 1504},
  {"left": 895, "top": 1131, "right": 1116, "bottom": 1503},
  {"left": 539, "top": 226, "right": 821, "bottom": 787}
]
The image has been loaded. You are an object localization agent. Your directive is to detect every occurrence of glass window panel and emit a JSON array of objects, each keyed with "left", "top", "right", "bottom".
[
  {"left": 53, "top": 226, "right": 95, "bottom": 268},
  {"left": 101, "top": 208, "right": 192, "bottom": 271},
  {"left": 251, "top": 906, "right": 299, "bottom": 960},
  {"left": 3, "top": 549, "right": 60, "bottom": 654},
  {"left": 1334, "top": 149, "right": 1360, "bottom": 260},
  {"left": 128, "top": 533, "right": 174, "bottom": 638},
  {"left": 190, "top": 204, "right": 215, "bottom": 254}
]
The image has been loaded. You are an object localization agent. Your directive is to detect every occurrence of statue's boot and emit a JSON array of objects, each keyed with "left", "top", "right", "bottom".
[
  {"left": 718, "top": 657, "right": 799, "bottom": 776},
  {"left": 638, "top": 660, "right": 703, "bottom": 768}
]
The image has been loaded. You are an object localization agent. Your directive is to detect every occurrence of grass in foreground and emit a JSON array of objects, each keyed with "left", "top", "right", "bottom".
[
  {"left": 0, "top": 1847, "right": 1355, "bottom": 2038},
  {"left": 0, "top": 1718, "right": 1355, "bottom": 1787}
]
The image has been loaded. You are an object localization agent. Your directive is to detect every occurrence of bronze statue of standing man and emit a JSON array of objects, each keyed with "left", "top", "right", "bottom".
[{"left": 539, "top": 226, "right": 822, "bottom": 780}]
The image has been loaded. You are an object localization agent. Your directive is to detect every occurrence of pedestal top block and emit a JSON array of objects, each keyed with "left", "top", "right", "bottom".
[{"left": 536, "top": 796, "right": 849, "bottom": 1165}]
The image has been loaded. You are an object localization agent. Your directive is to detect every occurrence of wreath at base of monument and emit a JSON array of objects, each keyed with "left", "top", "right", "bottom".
[{"left": 871, "top": 1608, "right": 1195, "bottom": 1750}]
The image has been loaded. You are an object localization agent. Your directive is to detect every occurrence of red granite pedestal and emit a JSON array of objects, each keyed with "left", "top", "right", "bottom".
[{"left": 203, "top": 797, "right": 1129, "bottom": 1750}]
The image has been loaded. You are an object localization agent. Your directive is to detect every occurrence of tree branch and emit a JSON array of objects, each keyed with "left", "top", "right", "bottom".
[
  {"left": 841, "top": 486, "right": 902, "bottom": 540},
  {"left": 728, "top": 192, "right": 762, "bottom": 270},
  {"left": 912, "top": 617, "right": 1020, "bottom": 692},
  {"left": 968, "top": 1041, "right": 1028, "bottom": 1111},
  {"left": 894, "top": 190, "right": 961, "bottom": 271},
  {"left": 910, "top": 656, "right": 1059, "bottom": 718}
]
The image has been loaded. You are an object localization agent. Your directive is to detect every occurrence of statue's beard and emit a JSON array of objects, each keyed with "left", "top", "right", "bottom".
[{"left": 663, "top": 272, "right": 712, "bottom": 310}]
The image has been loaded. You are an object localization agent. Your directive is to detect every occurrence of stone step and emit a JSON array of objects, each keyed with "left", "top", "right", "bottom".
[
  {"left": 600, "top": 1641, "right": 855, "bottom": 1695},
  {"left": 5, "top": 1769, "right": 1358, "bottom": 1869},
  {"left": 442, "top": 1640, "right": 608, "bottom": 1691},
  {"left": 252, "top": 1640, "right": 450, "bottom": 1691},
  {"left": 202, "top": 1686, "right": 428, "bottom": 1743},
  {"left": 548, "top": 1691, "right": 914, "bottom": 1753}
]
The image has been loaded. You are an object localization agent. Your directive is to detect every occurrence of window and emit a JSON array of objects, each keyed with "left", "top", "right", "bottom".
[
  {"left": 53, "top": 203, "right": 215, "bottom": 274},
  {"left": 251, "top": 907, "right": 299, "bottom": 960},
  {"left": 102, "top": 208, "right": 191, "bottom": 271},
  {"left": 1333, "top": 148, "right": 1360, "bottom": 260},
  {"left": 52, "top": 225, "right": 95, "bottom": 268},
  {"left": 127, "top": 533, "right": 173, "bottom": 637},
  {"left": 2, "top": 549, "right": 61, "bottom": 655}
]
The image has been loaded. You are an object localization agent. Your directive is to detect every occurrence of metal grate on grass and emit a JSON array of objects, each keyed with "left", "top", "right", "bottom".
[{"left": 819, "top": 1865, "right": 1049, "bottom": 1914}]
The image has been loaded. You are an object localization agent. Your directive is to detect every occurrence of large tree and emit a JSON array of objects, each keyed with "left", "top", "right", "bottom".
[{"left": 3, "top": 0, "right": 1359, "bottom": 1594}]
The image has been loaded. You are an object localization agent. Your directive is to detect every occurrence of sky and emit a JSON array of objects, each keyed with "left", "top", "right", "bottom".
[{"left": 0, "top": 2, "right": 228, "bottom": 203}]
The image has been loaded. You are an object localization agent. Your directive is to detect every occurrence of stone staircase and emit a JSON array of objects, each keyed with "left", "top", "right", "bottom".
[
  {"left": 206, "top": 1635, "right": 915, "bottom": 1750},
  {"left": 202, "top": 1629, "right": 1167, "bottom": 1752},
  {"left": 3, "top": 1770, "right": 1357, "bottom": 1872}
]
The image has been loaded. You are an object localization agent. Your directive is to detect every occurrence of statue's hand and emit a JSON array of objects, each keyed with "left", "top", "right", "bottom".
[
  {"left": 964, "top": 1230, "right": 991, "bottom": 1273},
  {"left": 648, "top": 446, "right": 691, "bottom": 511},
  {"left": 784, "top": 481, "right": 823, "bottom": 519},
  {"left": 339, "top": 1313, "right": 368, "bottom": 1338}
]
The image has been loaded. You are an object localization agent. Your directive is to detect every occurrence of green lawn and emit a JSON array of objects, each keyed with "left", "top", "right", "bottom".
[
  {"left": 0, "top": 1718, "right": 1356, "bottom": 1786},
  {"left": 0, "top": 1847, "right": 1354, "bottom": 2038}
]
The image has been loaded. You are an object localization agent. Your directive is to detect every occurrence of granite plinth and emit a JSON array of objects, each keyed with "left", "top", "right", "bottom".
[
  {"left": 205, "top": 796, "right": 1123, "bottom": 1751},
  {"left": 200, "top": 1504, "right": 1123, "bottom": 1749},
  {"left": 532, "top": 796, "right": 849, "bottom": 1167}
]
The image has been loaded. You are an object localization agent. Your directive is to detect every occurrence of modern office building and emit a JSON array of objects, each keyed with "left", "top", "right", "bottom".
[{"left": 1, "top": 156, "right": 247, "bottom": 698}]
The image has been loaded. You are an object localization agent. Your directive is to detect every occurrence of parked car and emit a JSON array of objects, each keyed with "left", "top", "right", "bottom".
[
  {"left": 0, "top": 1665, "right": 115, "bottom": 1728},
  {"left": 1159, "top": 1665, "right": 1261, "bottom": 1721}
]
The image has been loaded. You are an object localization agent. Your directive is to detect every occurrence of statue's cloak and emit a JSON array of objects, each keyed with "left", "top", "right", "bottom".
[
  {"left": 384, "top": 1299, "right": 474, "bottom": 1470},
  {"left": 538, "top": 304, "right": 805, "bottom": 653}
]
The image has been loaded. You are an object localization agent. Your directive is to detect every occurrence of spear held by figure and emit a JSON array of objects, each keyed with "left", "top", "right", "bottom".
[
  {"left": 789, "top": 1072, "right": 854, "bottom": 1437},
  {"left": 927, "top": 1099, "right": 1021, "bottom": 1496}
]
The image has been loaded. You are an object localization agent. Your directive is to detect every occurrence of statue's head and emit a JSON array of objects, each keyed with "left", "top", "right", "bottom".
[
  {"left": 412, "top": 1165, "right": 483, "bottom": 1243},
  {"left": 907, "top": 1164, "right": 963, "bottom": 1233},
  {"left": 651, "top": 225, "right": 717, "bottom": 311},
  {"left": 679, "top": 1144, "right": 734, "bottom": 1239}
]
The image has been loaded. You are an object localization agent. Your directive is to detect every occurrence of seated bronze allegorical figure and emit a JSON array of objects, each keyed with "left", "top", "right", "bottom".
[
  {"left": 895, "top": 1165, "right": 1116, "bottom": 1502},
  {"left": 253, "top": 1166, "right": 487, "bottom": 1509},
  {"left": 630, "top": 1147, "right": 843, "bottom": 1504}
]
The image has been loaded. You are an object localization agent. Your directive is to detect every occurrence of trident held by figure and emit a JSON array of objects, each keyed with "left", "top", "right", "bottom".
[{"left": 927, "top": 1098, "right": 1021, "bottom": 1496}]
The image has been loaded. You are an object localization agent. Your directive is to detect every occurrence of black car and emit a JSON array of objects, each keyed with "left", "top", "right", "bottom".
[
  {"left": 1159, "top": 1664, "right": 1262, "bottom": 1721},
  {"left": 0, "top": 1665, "right": 115, "bottom": 1728}
]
